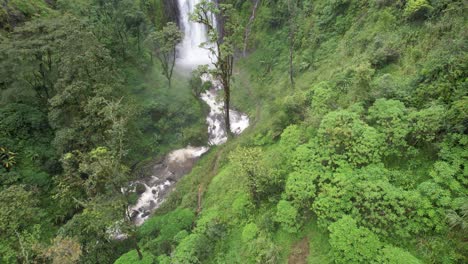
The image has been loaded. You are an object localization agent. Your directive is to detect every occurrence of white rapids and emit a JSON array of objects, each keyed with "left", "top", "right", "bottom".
[{"left": 128, "top": 0, "right": 249, "bottom": 226}]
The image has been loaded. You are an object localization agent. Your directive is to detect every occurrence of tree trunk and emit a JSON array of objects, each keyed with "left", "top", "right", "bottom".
[
  {"left": 288, "top": 0, "right": 295, "bottom": 88},
  {"left": 134, "top": 237, "right": 143, "bottom": 260},
  {"left": 196, "top": 185, "right": 203, "bottom": 215},
  {"left": 289, "top": 41, "right": 294, "bottom": 88},
  {"left": 243, "top": 0, "right": 261, "bottom": 56},
  {"left": 224, "top": 85, "right": 231, "bottom": 137}
]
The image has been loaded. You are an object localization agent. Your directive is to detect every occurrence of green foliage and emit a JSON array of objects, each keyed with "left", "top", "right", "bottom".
[
  {"left": 314, "top": 165, "right": 444, "bottom": 237},
  {"left": 139, "top": 208, "right": 195, "bottom": 255},
  {"left": 44, "top": 236, "right": 82, "bottom": 264},
  {"left": 408, "top": 104, "right": 445, "bottom": 144},
  {"left": 145, "top": 22, "right": 182, "bottom": 87},
  {"left": 404, "top": 0, "right": 433, "bottom": 20},
  {"left": 0, "top": 185, "right": 42, "bottom": 263},
  {"left": 244, "top": 233, "right": 280, "bottom": 264},
  {"left": 381, "top": 245, "right": 422, "bottom": 264},
  {"left": 172, "top": 233, "right": 210, "bottom": 264},
  {"left": 284, "top": 171, "right": 316, "bottom": 209},
  {"left": 275, "top": 200, "right": 299, "bottom": 233},
  {"left": 242, "top": 223, "right": 259, "bottom": 242},
  {"left": 329, "top": 215, "right": 422, "bottom": 263},
  {"left": 328, "top": 215, "right": 382, "bottom": 264},
  {"left": 367, "top": 99, "right": 409, "bottom": 156},
  {"left": 114, "top": 250, "right": 155, "bottom": 264},
  {"left": 230, "top": 147, "right": 282, "bottom": 202},
  {"left": 0, "top": 147, "right": 16, "bottom": 171},
  {"left": 317, "top": 109, "right": 384, "bottom": 167},
  {"left": 309, "top": 81, "right": 338, "bottom": 122}
]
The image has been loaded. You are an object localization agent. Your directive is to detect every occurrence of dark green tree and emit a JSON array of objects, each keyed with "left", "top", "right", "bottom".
[
  {"left": 145, "top": 22, "right": 183, "bottom": 87},
  {"left": 191, "top": 0, "right": 241, "bottom": 136}
]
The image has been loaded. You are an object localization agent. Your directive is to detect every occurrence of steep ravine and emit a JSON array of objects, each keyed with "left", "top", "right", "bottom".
[{"left": 128, "top": 0, "right": 249, "bottom": 225}]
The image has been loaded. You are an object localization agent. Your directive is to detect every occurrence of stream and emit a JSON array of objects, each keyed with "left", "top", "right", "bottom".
[{"left": 128, "top": 0, "right": 249, "bottom": 226}]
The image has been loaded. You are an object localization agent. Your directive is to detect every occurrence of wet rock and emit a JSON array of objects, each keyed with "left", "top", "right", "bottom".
[
  {"left": 130, "top": 210, "right": 139, "bottom": 219},
  {"left": 135, "top": 183, "right": 146, "bottom": 194},
  {"left": 141, "top": 211, "right": 150, "bottom": 218}
]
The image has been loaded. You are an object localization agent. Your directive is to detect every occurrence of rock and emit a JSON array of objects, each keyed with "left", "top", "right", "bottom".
[
  {"left": 135, "top": 183, "right": 146, "bottom": 194},
  {"left": 141, "top": 211, "right": 150, "bottom": 218},
  {"left": 130, "top": 210, "right": 139, "bottom": 219}
]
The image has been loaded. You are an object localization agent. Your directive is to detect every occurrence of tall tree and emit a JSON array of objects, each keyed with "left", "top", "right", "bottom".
[
  {"left": 191, "top": 0, "right": 240, "bottom": 136},
  {"left": 286, "top": 0, "right": 297, "bottom": 88},
  {"left": 145, "top": 22, "right": 183, "bottom": 88}
]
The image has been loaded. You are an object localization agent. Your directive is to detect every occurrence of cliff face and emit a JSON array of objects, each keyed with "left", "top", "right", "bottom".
[{"left": 163, "top": 0, "right": 180, "bottom": 26}]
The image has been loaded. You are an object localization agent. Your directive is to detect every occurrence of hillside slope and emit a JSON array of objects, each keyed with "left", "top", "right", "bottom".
[{"left": 125, "top": 1, "right": 467, "bottom": 263}]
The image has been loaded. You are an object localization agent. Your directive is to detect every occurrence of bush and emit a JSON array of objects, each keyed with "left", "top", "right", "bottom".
[
  {"left": 329, "top": 216, "right": 382, "bottom": 264},
  {"left": 367, "top": 99, "right": 409, "bottom": 156},
  {"left": 139, "top": 208, "right": 195, "bottom": 255},
  {"left": 173, "top": 233, "right": 210, "bottom": 264},
  {"left": 408, "top": 104, "right": 445, "bottom": 144},
  {"left": 313, "top": 165, "right": 435, "bottom": 237},
  {"left": 247, "top": 234, "right": 280, "bottom": 264},
  {"left": 382, "top": 245, "right": 422, "bottom": 264},
  {"left": 329, "top": 216, "right": 421, "bottom": 263},
  {"left": 242, "top": 223, "right": 259, "bottom": 242},
  {"left": 275, "top": 200, "right": 299, "bottom": 233},
  {"left": 404, "top": 0, "right": 433, "bottom": 20},
  {"left": 114, "top": 250, "right": 155, "bottom": 264},
  {"left": 284, "top": 171, "right": 317, "bottom": 209},
  {"left": 318, "top": 110, "right": 385, "bottom": 167}
]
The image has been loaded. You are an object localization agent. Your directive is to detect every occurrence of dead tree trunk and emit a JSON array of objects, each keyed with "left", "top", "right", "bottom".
[{"left": 243, "top": 0, "right": 261, "bottom": 56}]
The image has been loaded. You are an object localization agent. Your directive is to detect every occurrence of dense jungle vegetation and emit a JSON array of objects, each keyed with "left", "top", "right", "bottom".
[{"left": 0, "top": 0, "right": 467, "bottom": 263}]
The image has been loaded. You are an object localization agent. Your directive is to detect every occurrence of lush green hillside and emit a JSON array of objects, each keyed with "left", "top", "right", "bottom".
[
  {"left": 129, "top": 1, "right": 467, "bottom": 263},
  {"left": 0, "top": 0, "right": 206, "bottom": 263},
  {"left": 0, "top": 0, "right": 466, "bottom": 263}
]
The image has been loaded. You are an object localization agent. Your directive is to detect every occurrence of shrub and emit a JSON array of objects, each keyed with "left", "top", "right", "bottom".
[
  {"left": 318, "top": 110, "right": 385, "bottom": 167},
  {"left": 114, "top": 250, "right": 155, "bottom": 264},
  {"left": 408, "top": 104, "right": 445, "bottom": 144},
  {"left": 329, "top": 216, "right": 421, "bottom": 264},
  {"left": 247, "top": 234, "right": 280, "bottom": 264},
  {"left": 284, "top": 171, "right": 317, "bottom": 209},
  {"left": 404, "top": 0, "right": 433, "bottom": 20},
  {"left": 367, "top": 99, "right": 409, "bottom": 156},
  {"left": 275, "top": 200, "right": 299, "bottom": 233},
  {"left": 139, "top": 208, "right": 195, "bottom": 255},
  {"left": 313, "top": 165, "right": 436, "bottom": 237},
  {"left": 329, "top": 216, "right": 382, "bottom": 263},
  {"left": 242, "top": 223, "right": 259, "bottom": 242},
  {"left": 382, "top": 245, "right": 422, "bottom": 264},
  {"left": 173, "top": 233, "right": 210, "bottom": 264}
]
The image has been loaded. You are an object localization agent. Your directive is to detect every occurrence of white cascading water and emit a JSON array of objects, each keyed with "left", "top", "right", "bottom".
[{"left": 127, "top": 0, "right": 249, "bottom": 226}]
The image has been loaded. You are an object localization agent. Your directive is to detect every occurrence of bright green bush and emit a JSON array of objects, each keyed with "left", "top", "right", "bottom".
[
  {"left": 328, "top": 215, "right": 382, "bottom": 264},
  {"left": 284, "top": 170, "right": 317, "bottom": 209},
  {"left": 408, "top": 104, "right": 445, "bottom": 144},
  {"left": 404, "top": 0, "right": 433, "bottom": 20},
  {"left": 139, "top": 208, "right": 195, "bottom": 255},
  {"left": 275, "top": 200, "right": 299, "bottom": 233},
  {"left": 382, "top": 245, "right": 422, "bottom": 264},
  {"left": 309, "top": 81, "right": 338, "bottom": 121},
  {"left": 318, "top": 109, "right": 385, "bottom": 167},
  {"left": 242, "top": 223, "right": 259, "bottom": 242},
  {"left": 172, "top": 233, "right": 210, "bottom": 264},
  {"left": 314, "top": 165, "right": 437, "bottom": 237},
  {"left": 367, "top": 99, "right": 409, "bottom": 156},
  {"left": 329, "top": 216, "right": 421, "bottom": 264},
  {"left": 114, "top": 250, "right": 155, "bottom": 264}
]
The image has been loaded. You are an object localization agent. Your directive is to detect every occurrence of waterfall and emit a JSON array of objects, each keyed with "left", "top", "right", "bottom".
[
  {"left": 176, "top": 0, "right": 214, "bottom": 69},
  {"left": 126, "top": 0, "right": 249, "bottom": 226}
]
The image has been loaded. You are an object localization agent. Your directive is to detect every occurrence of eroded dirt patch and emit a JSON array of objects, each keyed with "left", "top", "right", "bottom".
[{"left": 288, "top": 237, "right": 310, "bottom": 264}]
